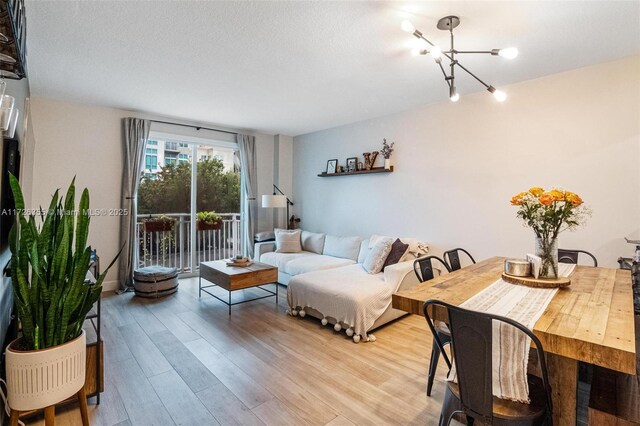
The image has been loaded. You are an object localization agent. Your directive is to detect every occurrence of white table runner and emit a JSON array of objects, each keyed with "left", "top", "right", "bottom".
[{"left": 448, "top": 263, "right": 576, "bottom": 403}]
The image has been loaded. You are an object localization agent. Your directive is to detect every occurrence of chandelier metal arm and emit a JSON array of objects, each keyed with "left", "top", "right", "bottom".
[
  {"left": 412, "top": 31, "right": 435, "bottom": 47},
  {"left": 453, "top": 60, "right": 491, "bottom": 90},
  {"left": 414, "top": 28, "right": 492, "bottom": 91},
  {"left": 436, "top": 61, "right": 450, "bottom": 86},
  {"left": 451, "top": 50, "right": 497, "bottom": 55}
]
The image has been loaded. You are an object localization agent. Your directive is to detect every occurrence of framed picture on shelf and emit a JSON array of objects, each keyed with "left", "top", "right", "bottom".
[
  {"left": 326, "top": 159, "right": 338, "bottom": 174},
  {"left": 346, "top": 157, "right": 358, "bottom": 172}
]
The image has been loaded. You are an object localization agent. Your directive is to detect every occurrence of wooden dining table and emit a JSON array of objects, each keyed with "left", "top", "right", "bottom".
[{"left": 392, "top": 256, "right": 636, "bottom": 426}]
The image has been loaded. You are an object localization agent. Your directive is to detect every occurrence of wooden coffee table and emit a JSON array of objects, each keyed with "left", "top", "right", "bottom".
[{"left": 199, "top": 260, "right": 278, "bottom": 315}]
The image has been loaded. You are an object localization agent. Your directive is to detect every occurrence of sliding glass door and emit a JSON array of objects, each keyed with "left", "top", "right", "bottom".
[{"left": 136, "top": 137, "right": 240, "bottom": 275}]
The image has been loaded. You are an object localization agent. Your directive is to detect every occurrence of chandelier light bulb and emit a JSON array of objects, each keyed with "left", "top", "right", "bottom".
[
  {"left": 410, "top": 47, "right": 421, "bottom": 57},
  {"left": 429, "top": 46, "right": 442, "bottom": 59},
  {"left": 401, "top": 20, "right": 415, "bottom": 33},
  {"left": 449, "top": 86, "right": 459, "bottom": 102},
  {"left": 498, "top": 47, "right": 519, "bottom": 59},
  {"left": 493, "top": 90, "right": 507, "bottom": 102}
]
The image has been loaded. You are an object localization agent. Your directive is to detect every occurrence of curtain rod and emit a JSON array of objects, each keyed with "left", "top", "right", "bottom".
[{"left": 150, "top": 120, "right": 238, "bottom": 136}]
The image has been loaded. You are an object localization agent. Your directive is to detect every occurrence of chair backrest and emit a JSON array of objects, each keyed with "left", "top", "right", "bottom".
[
  {"left": 558, "top": 248, "right": 598, "bottom": 267},
  {"left": 423, "top": 300, "right": 553, "bottom": 423},
  {"left": 443, "top": 248, "right": 476, "bottom": 271},
  {"left": 413, "top": 256, "right": 451, "bottom": 282}
]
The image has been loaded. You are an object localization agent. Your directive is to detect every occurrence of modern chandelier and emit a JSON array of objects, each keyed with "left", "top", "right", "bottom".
[{"left": 402, "top": 16, "right": 518, "bottom": 102}]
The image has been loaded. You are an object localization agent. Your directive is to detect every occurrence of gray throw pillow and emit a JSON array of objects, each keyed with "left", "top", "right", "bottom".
[
  {"left": 275, "top": 229, "right": 302, "bottom": 253},
  {"left": 362, "top": 238, "right": 393, "bottom": 274}
]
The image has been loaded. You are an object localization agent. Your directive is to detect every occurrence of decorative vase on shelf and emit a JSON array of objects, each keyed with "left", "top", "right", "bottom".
[
  {"left": 535, "top": 236, "right": 558, "bottom": 278},
  {"left": 384, "top": 159, "right": 391, "bottom": 170}
]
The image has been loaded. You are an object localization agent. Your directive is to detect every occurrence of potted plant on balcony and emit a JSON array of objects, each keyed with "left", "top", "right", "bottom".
[
  {"left": 143, "top": 215, "right": 175, "bottom": 233},
  {"left": 196, "top": 210, "right": 222, "bottom": 231},
  {"left": 5, "top": 175, "right": 120, "bottom": 419}
]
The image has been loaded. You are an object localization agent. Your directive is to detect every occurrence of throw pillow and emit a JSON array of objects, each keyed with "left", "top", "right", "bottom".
[
  {"left": 383, "top": 238, "right": 410, "bottom": 270},
  {"left": 301, "top": 231, "right": 326, "bottom": 254},
  {"left": 362, "top": 238, "right": 393, "bottom": 274},
  {"left": 399, "top": 237, "right": 429, "bottom": 258},
  {"left": 254, "top": 231, "right": 275, "bottom": 242},
  {"left": 368, "top": 234, "right": 392, "bottom": 249},
  {"left": 275, "top": 229, "right": 302, "bottom": 253}
]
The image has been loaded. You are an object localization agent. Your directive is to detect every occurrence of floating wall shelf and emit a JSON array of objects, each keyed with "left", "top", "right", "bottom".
[{"left": 318, "top": 166, "right": 394, "bottom": 177}]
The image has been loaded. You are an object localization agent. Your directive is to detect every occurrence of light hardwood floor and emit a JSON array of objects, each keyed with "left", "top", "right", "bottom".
[
  {"left": 24, "top": 278, "right": 589, "bottom": 426},
  {"left": 24, "top": 278, "right": 446, "bottom": 426}
]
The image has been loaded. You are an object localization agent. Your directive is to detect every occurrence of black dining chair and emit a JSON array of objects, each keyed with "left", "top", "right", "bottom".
[
  {"left": 558, "top": 249, "right": 598, "bottom": 267},
  {"left": 423, "top": 300, "right": 553, "bottom": 426},
  {"left": 413, "top": 256, "right": 452, "bottom": 397},
  {"left": 413, "top": 256, "right": 451, "bottom": 282},
  {"left": 443, "top": 248, "right": 476, "bottom": 272}
]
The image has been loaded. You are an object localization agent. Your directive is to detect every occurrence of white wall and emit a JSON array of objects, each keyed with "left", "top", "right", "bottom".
[
  {"left": 29, "top": 97, "right": 277, "bottom": 290},
  {"left": 272, "top": 134, "right": 294, "bottom": 228},
  {"left": 293, "top": 56, "right": 640, "bottom": 268}
]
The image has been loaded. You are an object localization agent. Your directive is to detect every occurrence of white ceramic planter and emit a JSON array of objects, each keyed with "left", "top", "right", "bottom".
[
  {"left": 384, "top": 158, "right": 391, "bottom": 169},
  {"left": 6, "top": 330, "right": 86, "bottom": 411}
]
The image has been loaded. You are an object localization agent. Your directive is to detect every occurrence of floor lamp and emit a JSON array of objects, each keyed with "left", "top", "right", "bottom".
[{"left": 262, "top": 184, "right": 294, "bottom": 230}]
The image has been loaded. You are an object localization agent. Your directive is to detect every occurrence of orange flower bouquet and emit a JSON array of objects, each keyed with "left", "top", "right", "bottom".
[{"left": 511, "top": 187, "right": 590, "bottom": 278}]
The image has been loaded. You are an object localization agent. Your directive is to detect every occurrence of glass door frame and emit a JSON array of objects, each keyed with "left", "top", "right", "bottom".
[{"left": 145, "top": 130, "right": 239, "bottom": 277}]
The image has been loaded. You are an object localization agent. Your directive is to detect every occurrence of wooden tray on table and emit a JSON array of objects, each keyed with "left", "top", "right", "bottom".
[{"left": 501, "top": 273, "right": 571, "bottom": 288}]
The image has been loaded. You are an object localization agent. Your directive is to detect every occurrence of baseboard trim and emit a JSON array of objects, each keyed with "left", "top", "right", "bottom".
[{"left": 102, "top": 280, "right": 119, "bottom": 292}]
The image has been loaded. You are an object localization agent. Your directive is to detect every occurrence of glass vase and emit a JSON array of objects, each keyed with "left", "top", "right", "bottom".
[{"left": 535, "top": 236, "right": 558, "bottom": 278}]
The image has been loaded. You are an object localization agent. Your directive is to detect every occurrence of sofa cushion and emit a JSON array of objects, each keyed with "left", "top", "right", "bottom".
[
  {"left": 383, "top": 238, "right": 410, "bottom": 270},
  {"left": 301, "top": 231, "right": 326, "bottom": 254},
  {"left": 357, "top": 239, "right": 370, "bottom": 264},
  {"left": 260, "top": 251, "right": 315, "bottom": 270},
  {"left": 323, "top": 235, "right": 362, "bottom": 261},
  {"left": 283, "top": 255, "right": 355, "bottom": 276},
  {"left": 363, "top": 238, "right": 393, "bottom": 274},
  {"left": 275, "top": 228, "right": 302, "bottom": 253}
]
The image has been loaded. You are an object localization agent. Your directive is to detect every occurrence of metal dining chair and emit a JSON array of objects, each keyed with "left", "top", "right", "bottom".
[
  {"left": 424, "top": 300, "right": 553, "bottom": 426},
  {"left": 413, "top": 256, "right": 451, "bottom": 282},
  {"left": 558, "top": 249, "right": 598, "bottom": 267},
  {"left": 413, "top": 256, "right": 452, "bottom": 396},
  {"left": 443, "top": 248, "right": 476, "bottom": 272}
]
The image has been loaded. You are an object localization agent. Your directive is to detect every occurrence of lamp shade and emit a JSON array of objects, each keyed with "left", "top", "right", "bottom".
[{"left": 262, "top": 194, "right": 287, "bottom": 208}]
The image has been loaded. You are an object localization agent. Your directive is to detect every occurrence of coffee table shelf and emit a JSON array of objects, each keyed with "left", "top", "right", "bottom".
[{"left": 199, "top": 260, "right": 279, "bottom": 315}]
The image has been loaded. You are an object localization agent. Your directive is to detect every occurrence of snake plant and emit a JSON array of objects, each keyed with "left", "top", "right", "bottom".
[{"left": 8, "top": 174, "right": 120, "bottom": 350}]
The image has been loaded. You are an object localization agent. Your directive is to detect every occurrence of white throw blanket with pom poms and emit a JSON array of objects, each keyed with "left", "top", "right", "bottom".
[{"left": 287, "top": 263, "right": 397, "bottom": 341}]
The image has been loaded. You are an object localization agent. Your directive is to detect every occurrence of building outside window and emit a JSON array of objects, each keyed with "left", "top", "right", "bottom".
[
  {"left": 145, "top": 155, "right": 157, "bottom": 170},
  {"left": 165, "top": 153, "right": 177, "bottom": 166}
]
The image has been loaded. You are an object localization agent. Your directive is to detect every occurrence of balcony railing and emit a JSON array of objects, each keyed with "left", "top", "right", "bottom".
[{"left": 136, "top": 213, "right": 241, "bottom": 273}]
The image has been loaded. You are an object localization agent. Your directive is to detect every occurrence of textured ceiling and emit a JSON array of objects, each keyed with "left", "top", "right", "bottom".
[{"left": 25, "top": 1, "right": 640, "bottom": 136}]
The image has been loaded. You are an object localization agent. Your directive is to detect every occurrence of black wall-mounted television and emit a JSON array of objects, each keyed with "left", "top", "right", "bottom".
[{"left": 0, "top": 138, "right": 20, "bottom": 252}]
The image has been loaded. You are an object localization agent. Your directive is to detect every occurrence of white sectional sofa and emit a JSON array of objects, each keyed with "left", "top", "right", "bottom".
[{"left": 254, "top": 231, "right": 426, "bottom": 342}]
